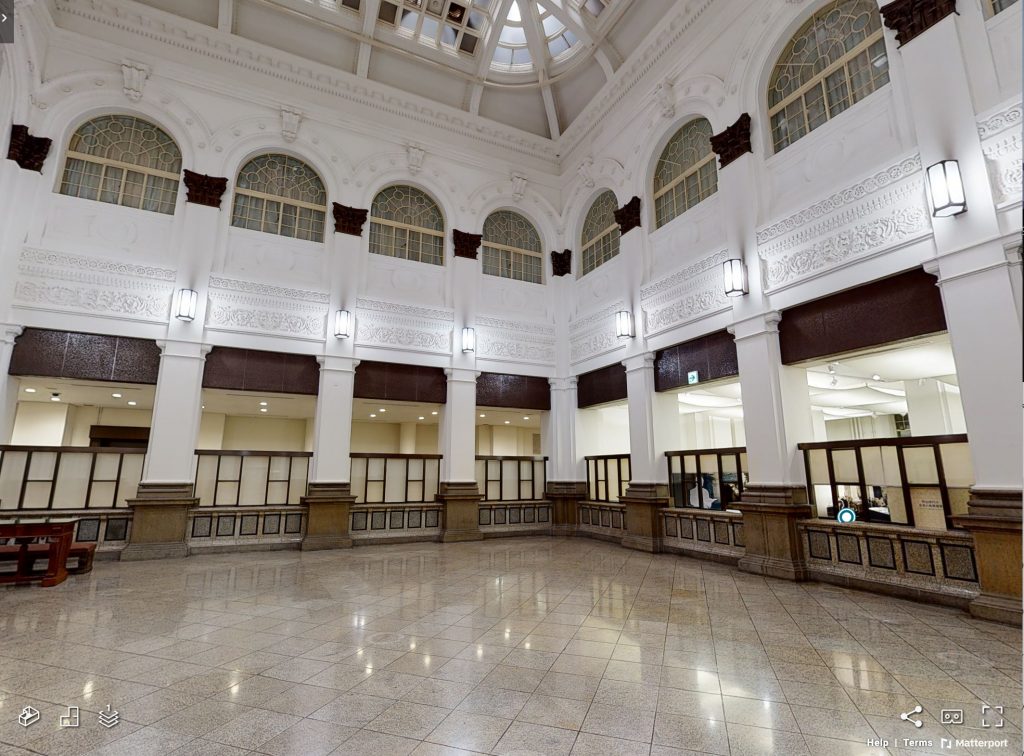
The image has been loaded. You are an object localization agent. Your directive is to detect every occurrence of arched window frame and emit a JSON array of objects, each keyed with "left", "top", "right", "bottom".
[
  {"left": 580, "top": 190, "right": 621, "bottom": 277},
  {"left": 653, "top": 117, "right": 718, "bottom": 229},
  {"left": 230, "top": 153, "right": 327, "bottom": 242},
  {"left": 767, "top": 0, "right": 890, "bottom": 154},
  {"left": 58, "top": 114, "right": 182, "bottom": 215},
  {"left": 368, "top": 184, "right": 446, "bottom": 266},
  {"left": 481, "top": 210, "right": 544, "bottom": 284}
]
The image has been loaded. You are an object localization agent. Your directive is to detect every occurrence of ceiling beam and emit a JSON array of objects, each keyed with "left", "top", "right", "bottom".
[
  {"left": 357, "top": 0, "right": 382, "bottom": 77},
  {"left": 540, "top": 75, "right": 561, "bottom": 139},
  {"left": 522, "top": 0, "right": 560, "bottom": 139},
  {"left": 468, "top": 0, "right": 515, "bottom": 115},
  {"left": 218, "top": 0, "right": 234, "bottom": 32},
  {"left": 542, "top": 0, "right": 620, "bottom": 79}
]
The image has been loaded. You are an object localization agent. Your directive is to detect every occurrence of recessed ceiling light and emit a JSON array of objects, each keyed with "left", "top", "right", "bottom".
[
  {"left": 111, "top": 393, "right": 122, "bottom": 398},
  {"left": 479, "top": 414, "right": 486, "bottom": 418},
  {"left": 201, "top": 405, "right": 206, "bottom": 409},
  {"left": 379, "top": 408, "right": 386, "bottom": 413},
  {"left": 871, "top": 374, "right": 881, "bottom": 381},
  {"left": 260, "top": 408, "right": 267, "bottom": 413},
  {"left": 50, "top": 393, "right": 60, "bottom": 402},
  {"left": 370, "top": 414, "right": 376, "bottom": 418},
  {"left": 23, "top": 387, "right": 36, "bottom": 393},
  {"left": 504, "top": 420, "right": 511, "bottom": 425},
  {"left": 418, "top": 416, "right": 425, "bottom": 420},
  {"left": 431, "top": 411, "right": 438, "bottom": 415},
  {"left": 523, "top": 416, "right": 530, "bottom": 420},
  {"left": 259, "top": 401, "right": 268, "bottom": 406},
  {"left": 128, "top": 401, "right": 137, "bottom": 406}
]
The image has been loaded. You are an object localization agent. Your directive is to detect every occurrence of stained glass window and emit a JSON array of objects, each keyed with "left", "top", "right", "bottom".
[
  {"left": 59, "top": 115, "right": 182, "bottom": 215},
  {"left": 768, "top": 0, "right": 889, "bottom": 153},
  {"left": 369, "top": 185, "right": 446, "bottom": 266},
  {"left": 580, "top": 190, "right": 620, "bottom": 276},
  {"left": 482, "top": 210, "right": 543, "bottom": 283},
  {"left": 231, "top": 154, "right": 327, "bottom": 242},
  {"left": 653, "top": 118, "right": 717, "bottom": 229}
]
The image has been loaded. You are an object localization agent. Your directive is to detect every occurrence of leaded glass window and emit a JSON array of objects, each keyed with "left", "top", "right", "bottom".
[
  {"left": 59, "top": 115, "right": 182, "bottom": 215},
  {"left": 482, "top": 210, "right": 543, "bottom": 283},
  {"left": 369, "top": 185, "right": 445, "bottom": 266},
  {"left": 768, "top": 0, "right": 890, "bottom": 153},
  {"left": 653, "top": 118, "right": 718, "bottom": 229},
  {"left": 580, "top": 190, "right": 620, "bottom": 276},
  {"left": 231, "top": 154, "right": 327, "bottom": 242}
]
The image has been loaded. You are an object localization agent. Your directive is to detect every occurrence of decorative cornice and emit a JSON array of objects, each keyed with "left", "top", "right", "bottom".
[
  {"left": 641, "top": 249, "right": 730, "bottom": 300},
  {"left": 7, "top": 125, "right": 52, "bottom": 172},
  {"left": 19, "top": 248, "right": 177, "bottom": 281},
  {"left": 614, "top": 196, "right": 642, "bottom": 235},
  {"left": 207, "top": 276, "right": 329, "bottom": 303},
  {"left": 977, "top": 101, "right": 1023, "bottom": 140},
  {"left": 355, "top": 297, "right": 454, "bottom": 322},
  {"left": 333, "top": 203, "right": 369, "bottom": 236},
  {"left": 476, "top": 315, "right": 555, "bottom": 337},
  {"left": 453, "top": 229, "right": 483, "bottom": 260},
  {"left": 756, "top": 154, "right": 923, "bottom": 244},
  {"left": 551, "top": 249, "right": 572, "bottom": 277},
  {"left": 182, "top": 170, "right": 228, "bottom": 208},
  {"left": 710, "top": 114, "right": 752, "bottom": 169},
  {"left": 880, "top": 0, "right": 957, "bottom": 47}
]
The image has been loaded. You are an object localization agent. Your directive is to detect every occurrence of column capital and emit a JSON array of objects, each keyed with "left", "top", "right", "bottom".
[
  {"left": 622, "top": 352, "right": 655, "bottom": 373},
  {"left": 445, "top": 367, "right": 480, "bottom": 382},
  {"left": 332, "top": 203, "right": 369, "bottom": 236},
  {"left": 727, "top": 310, "right": 782, "bottom": 341},
  {"left": 316, "top": 355, "right": 359, "bottom": 372},
  {"left": 182, "top": 170, "right": 228, "bottom": 208},
  {"left": 156, "top": 340, "right": 213, "bottom": 359},
  {"left": 0, "top": 324, "right": 23, "bottom": 346},
  {"left": 549, "top": 376, "right": 578, "bottom": 390},
  {"left": 710, "top": 113, "right": 752, "bottom": 169}
]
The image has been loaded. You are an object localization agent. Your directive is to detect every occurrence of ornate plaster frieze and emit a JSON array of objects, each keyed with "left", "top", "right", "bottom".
[
  {"left": 54, "top": 0, "right": 556, "bottom": 162},
  {"left": 756, "top": 154, "right": 923, "bottom": 245},
  {"left": 14, "top": 248, "right": 173, "bottom": 321},
  {"left": 569, "top": 302, "right": 626, "bottom": 364},
  {"left": 640, "top": 250, "right": 731, "bottom": 337},
  {"left": 354, "top": 297, "right": 453, "bottom": 355},
  {"left": 978, "top": 102, "right": 1023, "bottom": 208},
  {"left": 207, "top": 276, "right": 329, "bottom": 303},
  {"left": 476, "top": 316, "right": 556, "bottom": 365}
]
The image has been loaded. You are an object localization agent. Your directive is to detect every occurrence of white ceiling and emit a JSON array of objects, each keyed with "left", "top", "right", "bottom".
[{"left": 128, "top": 0, "right": 671, "bottom": 138}]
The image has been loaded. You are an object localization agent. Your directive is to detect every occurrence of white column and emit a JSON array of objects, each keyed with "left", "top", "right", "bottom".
[
  {"left": 440, "top": 368, "right": 478, "bottom": 483},
  {"left": 309, "top": 356, "right": 358, "bottom": 484},
  {"left": 167, "top": 201, "right": 221, "bottom": 343},
  {"left": 544, "top": 377, "right": 581, "bottom": 481},
  {"left": 729, "top": 313, "right": 814, "bottom": 487},
  {"left": 142, "top": 341, "right": 210, "bottom": 485},
  {"left": 0, "top": 325, "right": 22, "bottom": 444},
  {"left": 904, "top": 378, "right": 965, "bottom": 436},
  {"left": 623, "top": 352, "right": 662, "bottom": 485}
]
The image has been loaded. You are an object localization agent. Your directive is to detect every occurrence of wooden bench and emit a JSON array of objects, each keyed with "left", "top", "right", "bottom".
[
  {"left": 0, "top": 521, "right": 78, "bottom": 586},
  {"left": 0, "top": 542, "right": 95, "bottom": 575}
]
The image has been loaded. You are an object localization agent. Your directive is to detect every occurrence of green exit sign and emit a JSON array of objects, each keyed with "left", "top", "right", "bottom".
[{"left": 687, "top": 370, "right": 699, "bottom": 385}]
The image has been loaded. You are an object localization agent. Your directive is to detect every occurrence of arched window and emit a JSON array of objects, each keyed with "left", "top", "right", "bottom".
[
  {"left": 768, "top": 0, "right": 889, "bottom": 153},
  {"left": 580, "top": 190, "right": 620, "bottom": 276},
  {"left": 58, "top": 115, "right": 182, "bottom": 214},
  {"left": 231, "top": 154, "right": 327, "bottom": 242},
  {"left": 987, "top": 0, "right": 1018, "bottom": 15},
  {"left": 368, "top": 185, "right": 445, "bottom": 266},
  {"left": 482, "top": 210, "right": 543, "bottom": 284},
  {"left": 653, "top": 118, "right": 718, "bottom": 229}
]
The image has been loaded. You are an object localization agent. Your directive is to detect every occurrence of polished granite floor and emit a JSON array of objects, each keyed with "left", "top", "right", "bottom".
[{"left": 0, "top": 538, "right": 1019, "bottom": 756}]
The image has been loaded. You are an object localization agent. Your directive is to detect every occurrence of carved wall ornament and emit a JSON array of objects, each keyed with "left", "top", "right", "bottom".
[
  {"left": 453, "top": 229, "right": 483, "bottom": 260},
  {"left": 710, "top": 113, "right": 752, "bottom": 169},
  {"left": 121, "top": 59, "right": 150, "bottom": 102},
  {"left": 655, "top": 79, "right": 676, "bottom": 119},
  {"left": 406, "top": 143, "right": 425, "bottom": 174},
  {"left": 614, "top": 196, "right": 642, "bottom": 235},
  {"left": 577, "top": 157, "right": 595, "bottom": 188},
  {"left": 280, "top": 106, "right": 303, "bottom": 143},
  {"left": 333, "top": 203, "right": 369, "bottom": 236},
  {"left": 551, "top": 249, "right": 572, "bottom": 277},
  {"left": 7, "top": 125, "right": 52, "bottom": 172},
  {"left": 511, "top": 172, "right": 528, "bottom": 201},
  {"left": 182, "top": 170, "right": 228, "bottom": 208},
  {"left": 880, "top": 0, "right": 957, "bottom": 47}
]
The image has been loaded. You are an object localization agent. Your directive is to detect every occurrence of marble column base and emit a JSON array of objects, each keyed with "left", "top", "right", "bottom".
[
  {"left": 620, "top": 483, "right": 669, "bottom": 553},
  {"left": 954, "top": 488, "right": 1022, "bottom": 626},
  {"left": 438, "top": 482, "right": 484, "bottom": 542},
  {"left": 301, "top": 482, "right": 355, "bottom": 551},
  {"left": 546, "top": 481, "right": 586, "bottom": 537},
  {"left": 735, "top": 485, "right": 812, "bottom": 581},
  {"left": 121, "top": 483, "right": 196, "bottom": 561}
]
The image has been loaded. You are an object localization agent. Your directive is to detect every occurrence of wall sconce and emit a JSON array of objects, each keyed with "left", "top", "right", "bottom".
[
  {"left": 461, "top": 326, "right": 476, "bottom": 353},
  {"left": 173, "top": 288, "right": 198, "bottom": 321},
  {"left": 926, "top": 160, "right": 967, "bottom": 217},
  {"left": 723, "top": 258, "right": 748, "bottom": 297},
  {"left": 334, "top": 309, "right": 352, "bottom": 339},
  {"left": 614, "top": 310, "right": 635, "bottom": 338}
]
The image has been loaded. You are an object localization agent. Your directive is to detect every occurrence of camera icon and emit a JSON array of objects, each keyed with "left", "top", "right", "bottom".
[{"left": 940, "top": 709, "right": 964, "bottom": 725}]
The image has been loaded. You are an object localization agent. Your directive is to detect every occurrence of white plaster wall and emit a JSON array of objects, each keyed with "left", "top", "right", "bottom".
[
  {"left": 10, "top": 402, "right": 69, "bottom": 446},
  {"left": 577, "top": 403, "right": 630, "bottom": 457},
  {"left": 221, "top": 417, "right": 309, "bottom": 452}
]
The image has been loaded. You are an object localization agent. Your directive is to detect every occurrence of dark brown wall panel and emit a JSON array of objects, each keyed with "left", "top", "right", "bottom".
[
  {"left": 476, "top": 373, "right": 550, "bottom": 410},
  {"left": 655, "top": 330, "right": 738, "bottom": 392},
  {"left": 354, "top": 361, "right": 447, "bottom": 403},
  {"left": 577, "top": 363, "right": 627, "bottom": 408},
  {"left": 780, "top": 269, "right": 946, "bottom": 364},
  {"left": 202, "top": 347, "right": 320, "bottom": 395},
  {"left": 9, "top": 328, "right": 161, "bottom": 384}
]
